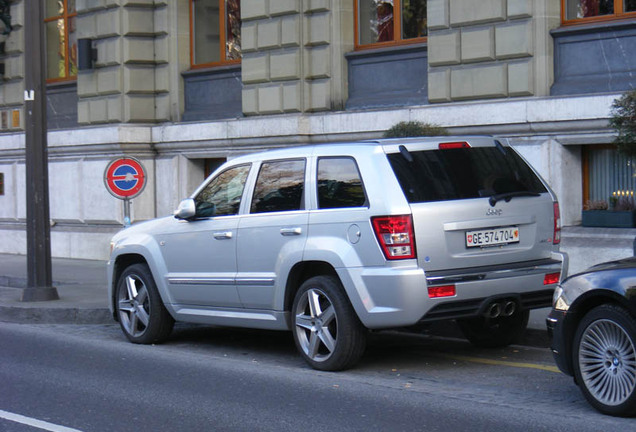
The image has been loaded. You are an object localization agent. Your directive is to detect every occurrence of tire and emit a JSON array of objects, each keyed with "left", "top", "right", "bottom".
[
  {"left": 457, "top": 309, "right": 529, "bottom": 348},
  {"left": 572, "top": 304, "right": 636, "bottom": 417},
  {"left": 292, "top": 275, "right": 367, "bottom": 371},
  {"left": 116, "top": 263, "right": 174, "bottom": 344}
]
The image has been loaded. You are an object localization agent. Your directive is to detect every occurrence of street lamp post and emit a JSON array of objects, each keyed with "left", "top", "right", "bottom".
[{"left": 22, "top": 0, "right": 58, "bottom": 302}]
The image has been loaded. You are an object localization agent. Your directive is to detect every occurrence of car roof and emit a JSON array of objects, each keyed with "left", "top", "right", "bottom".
[{"left": 225, "top": 135, "right": 500, "bottom": 165}]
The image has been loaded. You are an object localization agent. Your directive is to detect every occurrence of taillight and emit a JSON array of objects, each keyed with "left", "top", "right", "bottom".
[
  {"left": 553, "top": 202, "right": 561, "bottom": 245},
  {"left": 371, "top": 215, "right": 416, "bottom": 260},
  {"left": 428, "top": 285, "right": 456, "bottom": 298},
  {"left": 544, "top": 272, "right": 561, "bottom": 285},
  {"left": 439, "top": 141, "right": 470, "bottom": 149}
]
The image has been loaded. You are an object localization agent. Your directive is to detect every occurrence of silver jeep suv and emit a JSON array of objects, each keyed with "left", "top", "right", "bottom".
[{"left": 108, "top": 136, "right": 568, "bottom": 370}]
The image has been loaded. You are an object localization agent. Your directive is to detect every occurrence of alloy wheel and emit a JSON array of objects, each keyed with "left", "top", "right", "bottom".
[
  {"left": 579, "top": 319, "right": 636, "bottom": 406},
  {"left": 294, "top": 288, "right": 338, "bottom": 363},
  {"left": 118, "top": 274, "right": 151, "bottom": 338}
]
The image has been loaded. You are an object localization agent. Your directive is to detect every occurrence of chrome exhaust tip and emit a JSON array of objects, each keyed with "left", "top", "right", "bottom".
[
  {"left": 502, "top": 301, "right": 516, "bottom": 317},
  {"left": 486, "top": 302, "right": 501, "bottom": 319}
]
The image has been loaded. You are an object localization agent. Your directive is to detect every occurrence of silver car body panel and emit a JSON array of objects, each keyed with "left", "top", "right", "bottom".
[{"left": 107, "top": 137, "right": 568, "bottom": 331}]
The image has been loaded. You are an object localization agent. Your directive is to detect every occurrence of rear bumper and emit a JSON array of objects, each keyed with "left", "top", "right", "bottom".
[
  {"left": 424, "top": 256, "right": 566, "bottom": 287},
  {"left": 421, "top": 256, "right": 565, "bottom": 322},
  {"left": 340, "top": 255, "right": 568, "bottom": 329}
]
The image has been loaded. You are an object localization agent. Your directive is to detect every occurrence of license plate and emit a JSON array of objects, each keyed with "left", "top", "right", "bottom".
[{"left": 466, "top": 227, "right": 519, "bottom": 248}]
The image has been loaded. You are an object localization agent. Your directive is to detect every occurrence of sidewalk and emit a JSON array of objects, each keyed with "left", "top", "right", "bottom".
[{"left": 0, "top": 253, "right": 112, "bottom": 324}]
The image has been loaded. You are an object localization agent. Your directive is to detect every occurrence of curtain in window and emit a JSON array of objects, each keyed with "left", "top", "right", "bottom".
[{"left": 587, "top": 147, "right": 636, "bottom": 206}]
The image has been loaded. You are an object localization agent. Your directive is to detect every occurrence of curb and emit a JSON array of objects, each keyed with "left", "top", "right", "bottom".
[{"left": 0, "top": 305, "right": 113, "bottom": 325}]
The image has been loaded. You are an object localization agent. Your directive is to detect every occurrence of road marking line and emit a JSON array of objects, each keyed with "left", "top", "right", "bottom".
[
  {"left": 0, "top": 409, "right": 84, "bottom": 432},
  {"left": 437, "top": 354, "right": 561, "bottom": 373}
]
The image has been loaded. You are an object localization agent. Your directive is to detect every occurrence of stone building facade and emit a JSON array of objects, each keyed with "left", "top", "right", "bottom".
[{"left": 0, "top": 0, "right": 635, "bottom": 272}]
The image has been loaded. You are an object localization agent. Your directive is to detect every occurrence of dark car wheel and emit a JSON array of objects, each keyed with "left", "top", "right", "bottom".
[
  {"left": 292, "top": 275, "right": 367, "bottom": 371},
  {"left": 573, "top": 304, "right": 636, "bottom": 417},
  {"left": 458, "top": 309, "right": 529, "bottom": 348},
  {"left": 116, "top": 263, "right": 174, "bottom": 344}
]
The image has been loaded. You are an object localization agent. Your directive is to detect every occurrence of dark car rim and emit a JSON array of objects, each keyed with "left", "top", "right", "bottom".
[
  {"left": 579, "top": 319, "right": 636, "bottom": 406},
  {"left": 294, "top": 288, "right": 338, "bottom": 363},
  {"left": 118, "top": 274, "right": 151, "bottom": 338}
]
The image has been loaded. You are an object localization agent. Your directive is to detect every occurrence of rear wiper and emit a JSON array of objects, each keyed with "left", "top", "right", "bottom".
[
  {"left": 399, "top": 145, "right": 414, "bottom": 163},
  {"left": 489, "top": 191, "right": 540, "bottom": 207}
]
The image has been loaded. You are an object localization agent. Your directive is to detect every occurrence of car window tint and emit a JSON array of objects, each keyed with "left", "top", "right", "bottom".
[
  {"left": 317, "top": 157, "right": 367, "bottom": 209},
  {"left": 251, "top": 159, "right": 305, "bottom": 213},
  {"left": 194, "top": 164, "right": 251, "bottom": 217},
  {"left": 387, "top": 147, "right": 547, "bottom": 203}
]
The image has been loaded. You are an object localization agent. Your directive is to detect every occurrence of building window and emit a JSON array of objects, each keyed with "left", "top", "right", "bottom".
[
  {"left": 0, "top": 173, "right": 4, "bottom": 196},
  {"left": 355, "top": 0, "right": 427, "bottom": 49},
  {"left": 583, "top": 146, "right": 636, "bottom": 207},
  {"left": 45, "top": 0, "right": 77, "bottom": 81},
  {"left": 190, "top": 0, "right": 241, "bottom": 68},
  {"left": 562, "top": 0, "right": 636, "bottom": 24}
]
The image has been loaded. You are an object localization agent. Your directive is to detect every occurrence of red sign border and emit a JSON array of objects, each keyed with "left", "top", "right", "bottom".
[{"left": 103, "top": 157, "right": 147, "bottom": 199}]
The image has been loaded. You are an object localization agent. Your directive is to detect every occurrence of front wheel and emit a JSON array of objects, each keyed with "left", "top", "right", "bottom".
[
  {"left": 116, "top": 263, "right": 174, "bottom": 344},
  {"left": 292, "top": 275, "right": 367, "bottom": 371},
  {"left": 457, "top": 309, "right": 529, "bottom": 348},
  {"left": 573, "top": 304, "right": 636, "bottom": 417}
]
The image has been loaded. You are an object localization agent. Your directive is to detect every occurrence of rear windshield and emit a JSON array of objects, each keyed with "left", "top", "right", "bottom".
[{"left": 387, "top": 147, "right": 547, "bottom": 203}]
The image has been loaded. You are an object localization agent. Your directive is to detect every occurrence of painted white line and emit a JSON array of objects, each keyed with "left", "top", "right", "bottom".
[{"left": 0, "top": 409, "right": 84, "bottom": 432}]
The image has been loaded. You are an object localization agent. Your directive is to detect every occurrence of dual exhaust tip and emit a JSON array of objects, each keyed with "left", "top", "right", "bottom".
[{"left": 484, "top": 300, "right": 517, "bottom": 319}]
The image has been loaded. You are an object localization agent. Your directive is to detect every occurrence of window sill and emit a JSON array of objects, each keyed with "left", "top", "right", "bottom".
[
  {"left": 46, "top": 80, "right": 77, "bottom": 90},
  {"left": 183, "top": 64, "right": 241, "bottom": 78},
  {"left": 346, "top": 42, "right": 427, "bottom": 60},
  {"left": 552, "top": 18, "right": 636, "bottom": 36}
]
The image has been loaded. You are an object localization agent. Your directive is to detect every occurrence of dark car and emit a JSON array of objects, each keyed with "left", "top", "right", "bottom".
[{"left": 547, "top": 257, "right": 636, "bottom": 417}]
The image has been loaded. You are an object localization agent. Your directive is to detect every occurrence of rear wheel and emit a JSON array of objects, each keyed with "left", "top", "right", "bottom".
[
  {"left": 458, "top": 309, "right": 529, "bottom": 348},
  {"left": 116, "top": 263, "right": 174, "bottom": 344},
  {"left": 292, "top": 275, "right": 367, "bottom": 371},
  {"left": 573, "top": 304, "right": 636, "bottom": 417}
]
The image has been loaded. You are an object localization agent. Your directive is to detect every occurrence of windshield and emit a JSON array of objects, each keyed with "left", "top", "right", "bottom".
[{"left": 387, "top": 147, "right": 547, "bottom": 203}]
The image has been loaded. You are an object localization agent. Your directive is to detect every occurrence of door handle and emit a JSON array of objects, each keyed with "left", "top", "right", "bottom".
[
  {"left": 280, "top": 227, "right": 302, "bottom": 236},
  {"left": 213, "top": 231, "right": 233, "bottom": 240}
]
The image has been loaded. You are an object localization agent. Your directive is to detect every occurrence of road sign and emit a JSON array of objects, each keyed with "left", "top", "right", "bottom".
[{"left": 104, "top": 157, "right": 147, "bottom": 199}]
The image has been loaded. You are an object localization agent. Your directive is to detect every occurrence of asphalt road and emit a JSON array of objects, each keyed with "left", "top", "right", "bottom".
[{"left": 0, "top": 322, "right": 633, "bottom": 432}]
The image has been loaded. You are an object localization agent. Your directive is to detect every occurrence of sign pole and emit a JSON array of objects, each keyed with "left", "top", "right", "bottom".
[
  {"left": 22, "top": 0, "right": 58, "bottom": 302},
  {"left": 124, "top": 198, "right": 131, "bottom": 227}
]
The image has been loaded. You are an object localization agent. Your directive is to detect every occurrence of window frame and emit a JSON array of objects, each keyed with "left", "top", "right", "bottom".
[
  {"left": 44, "top": 0, "right": 77, "bottom": 83},
  {"left": 354, "top": 0, "right": 427, "bottom": 51},
  {"left": 561, "top": 0, "right": 636, "bottom": 26},
  {"left": 189, "top": 0, "right": 241, "bottom": 70}
]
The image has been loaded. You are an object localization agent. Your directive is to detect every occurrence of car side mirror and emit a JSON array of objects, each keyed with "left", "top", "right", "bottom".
[{"left": 174, "top": 198, "right": 196, "bottom": 220}]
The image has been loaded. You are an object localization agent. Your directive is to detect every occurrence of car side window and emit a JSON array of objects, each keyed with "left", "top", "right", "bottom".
[
  {"left": 250, "top": 159, "right": 305, "bottom": 214},
  {"left": 194, "top": 164, "right": 251, "bottom": 217},
  {"left": 317, "top": 157, "right": 367, "bottom": 209}
]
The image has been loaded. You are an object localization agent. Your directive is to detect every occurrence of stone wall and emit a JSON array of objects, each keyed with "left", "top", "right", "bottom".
[
  {"left": 241, "top": 0, "right": 352, "bottom": 114},
  {"left": 76, "top": 0, "right": 172, "bottom": 124},
  {"left": 427, "top": 0, "right": 559, "bottom": 102},
  {"left": 551, "top": 21, "right": 636, "bottom": 96},
  {"left": 0, "top": 0, "right": 24, "bottom": 132}
]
